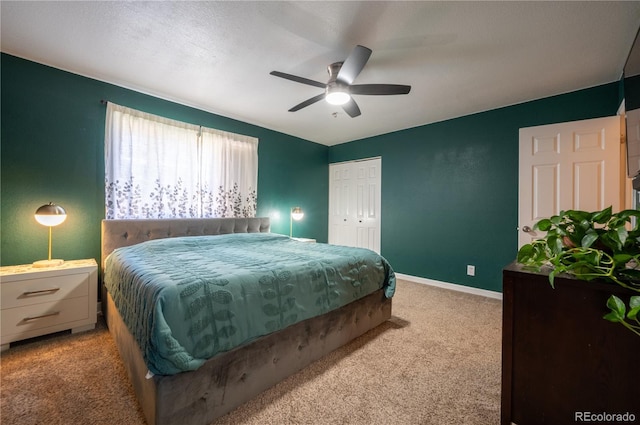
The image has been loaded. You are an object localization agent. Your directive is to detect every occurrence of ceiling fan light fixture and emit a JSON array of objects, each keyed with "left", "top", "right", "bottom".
[
  {"left": 325, "top": 89, "right": 351, "bottom": 106},
  {"left": 271, "top": 45, "right": 410, "bottom": 117}
]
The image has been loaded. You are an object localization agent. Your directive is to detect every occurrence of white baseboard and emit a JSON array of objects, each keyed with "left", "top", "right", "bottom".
[{"left": 395, "top": 273, "right": 503, "bottom": 300}]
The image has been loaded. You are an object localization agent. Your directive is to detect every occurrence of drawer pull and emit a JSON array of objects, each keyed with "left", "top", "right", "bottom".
[
  {"left": 23, "top": 311, "right": 60, "bottom": 322},
  {"left": 22, "top": 288, "right": 61, "bottom": 296}
]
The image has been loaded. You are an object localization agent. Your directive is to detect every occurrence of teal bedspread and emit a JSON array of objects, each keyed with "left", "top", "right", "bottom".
[{"left": 104, "top": 233, "right": 395, "bottom": 376}]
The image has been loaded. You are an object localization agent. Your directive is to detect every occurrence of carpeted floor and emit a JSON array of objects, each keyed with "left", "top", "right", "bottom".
[{"left": 0, "top": 279, "right": 502, "bottom": 425}]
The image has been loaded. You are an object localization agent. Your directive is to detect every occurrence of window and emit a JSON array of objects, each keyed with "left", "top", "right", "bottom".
[{"left": 104, "top": 102, "right": 258, "bottom": 219}]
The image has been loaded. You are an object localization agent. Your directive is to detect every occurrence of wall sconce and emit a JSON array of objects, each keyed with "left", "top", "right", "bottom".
[
  {"left": 33, "top": 202, "right": 67, "bottom": 268},
  {"left": 290, "top": 207, "right": 304, "bottom": 237}
]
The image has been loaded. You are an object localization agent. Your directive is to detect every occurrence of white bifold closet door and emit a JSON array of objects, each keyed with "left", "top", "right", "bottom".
[{"left": 328, "top": 157, "right": 381, "bottom": 253}]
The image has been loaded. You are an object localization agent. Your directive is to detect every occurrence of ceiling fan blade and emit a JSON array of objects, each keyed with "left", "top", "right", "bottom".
[
  {"left": 336, "top": 45, "right": 372, "bottom": 85},
  {"left": 342, "top": 98, "right": 361, "bottom": 118},
  {"left": 289, "top": 93, "right": 326, "bottom": 112},
  {"left": 270, "top": 71, "right": 326, "bottom": 89},
  {"left": 350, "top": 84, "right": 412, "bottom": 95}
]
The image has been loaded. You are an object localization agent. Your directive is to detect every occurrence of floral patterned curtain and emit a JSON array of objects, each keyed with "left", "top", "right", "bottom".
[{"left": 104, "top": 102, "right": 258, "bottom": 219}]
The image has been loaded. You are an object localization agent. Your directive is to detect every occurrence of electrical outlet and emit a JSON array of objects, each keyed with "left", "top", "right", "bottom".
[{"left": 467, "top": 265, "right": 475, "bottom": 276}]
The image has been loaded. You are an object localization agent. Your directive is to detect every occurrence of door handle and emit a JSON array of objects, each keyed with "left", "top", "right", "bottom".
[{"left": 521, "top": 225, "right": 532, "bottom": 233}]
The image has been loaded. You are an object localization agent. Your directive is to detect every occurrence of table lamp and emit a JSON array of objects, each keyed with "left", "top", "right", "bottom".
[
  {"left": 290, "top": 207, "right": 304, "bottom": 237},
  {"left": 33, "top": 202, "right": 67, "bottom": 268}
]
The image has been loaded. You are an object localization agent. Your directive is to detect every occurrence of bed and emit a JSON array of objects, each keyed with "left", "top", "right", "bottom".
[{"left": 101, "top": 217, "right": 394, "bottom": 425}]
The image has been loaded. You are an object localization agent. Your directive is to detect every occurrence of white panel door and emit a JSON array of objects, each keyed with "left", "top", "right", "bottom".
[
  {"left": 329, "top": 158, "right": 381, "bottom": 253},
  {"left": 518, "top": 116, "right": 622, "bottom": 248}
]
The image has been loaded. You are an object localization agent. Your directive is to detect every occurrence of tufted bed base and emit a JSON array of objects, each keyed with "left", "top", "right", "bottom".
[{"left": 101, "top": 218, "right": 392, "bottom": 425}]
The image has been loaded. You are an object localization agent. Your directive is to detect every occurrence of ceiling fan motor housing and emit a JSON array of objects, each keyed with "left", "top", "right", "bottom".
[
  {"left": 327, "top": 62, "right": 343, "bottom": 82},
  {"left": 326, "top": 62, "right": 350, "bottom": 103}
]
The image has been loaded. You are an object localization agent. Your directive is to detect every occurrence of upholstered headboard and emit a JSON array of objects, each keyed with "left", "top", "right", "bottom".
[{"left": 101, "top": 217, "right": 270, "bottom": 268}]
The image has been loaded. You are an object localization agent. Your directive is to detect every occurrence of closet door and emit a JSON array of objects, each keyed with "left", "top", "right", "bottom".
[{"left": 329, "top": 158, "right": 381, "bottom": 253}]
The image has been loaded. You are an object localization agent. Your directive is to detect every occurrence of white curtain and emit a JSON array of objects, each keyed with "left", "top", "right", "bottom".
[
  {"left": 200, "top": 127, "right": 258, "bottom": 218},
  {"left": 105, "top": 102, "right": 258, "bottom": 219}
]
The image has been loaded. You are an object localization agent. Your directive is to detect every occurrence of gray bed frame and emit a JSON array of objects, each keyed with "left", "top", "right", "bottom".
[{"left": 101, "top": 217, "right": 392, "bottom": 425}]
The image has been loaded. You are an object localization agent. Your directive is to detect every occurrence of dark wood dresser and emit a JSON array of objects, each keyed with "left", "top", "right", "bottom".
[{"left": 501, "top": 262, "right": 639, "bottom": 425}]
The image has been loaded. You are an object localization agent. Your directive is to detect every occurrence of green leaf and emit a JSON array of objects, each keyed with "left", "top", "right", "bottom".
[
  {"left": 550, "top": 215, "right": 563, "bottom": 226},
  {"left": 549, "top": 235, "right": 564, "bottom": 255},
  {"left": 583, "top": 250, "right": 601, "bottom": 265},
  {"left": 517, "top": 244, "right": 534, "bottom": 263},
  {"left": 628, "top": 305, "right": 640, "bottom": 320},
  {"left": 581, "top": 231, "right": 598, "bottom": 248},
  {"left": 618, "top": 268, "right": 640, "bottom": 282},
  {"left": 605, "top": 226, "right": 629, "bottom": 252},
  {"left": 613, "top": 253, "right": 633, "bottom": 264},
  {"left": 623, "top": 296, "right": 640, "bottom": 320},
  {"left": 617, "top": 226, "right": 629, "bottom": 248},
  {"left": 616, "top": 209, "right": 640, "bottom": 221},
  {"left": 592, "top": 206, "right": 612, "bottom": 223},
  {"left": 535, "top": 219, "right": 552, "bottom": 231},
  {"left": 603, "top": 311, "right": 624, "bottom": 323},
  {"left": 606, "top": 295, "right": 626, "bottom": 317}
]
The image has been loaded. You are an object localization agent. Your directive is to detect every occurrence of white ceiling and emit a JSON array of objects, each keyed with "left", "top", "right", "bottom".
[{"left": 2, "top": 1, "right": 640, "bottom": 146}]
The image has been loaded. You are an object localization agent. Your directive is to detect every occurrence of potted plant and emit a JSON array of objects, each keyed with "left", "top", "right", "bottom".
[{"left": 517, "top": 206, "right": 640, "bottom": 336}]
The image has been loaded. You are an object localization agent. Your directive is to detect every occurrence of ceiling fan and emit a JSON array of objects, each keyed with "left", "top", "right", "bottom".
[{"left": 270, "top": 45, "right": 411, "bottom": 118}]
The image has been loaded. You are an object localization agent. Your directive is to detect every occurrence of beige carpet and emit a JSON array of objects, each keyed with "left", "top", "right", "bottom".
[{"left": 0, "top": 279, "right": 502, "bottom": 425}]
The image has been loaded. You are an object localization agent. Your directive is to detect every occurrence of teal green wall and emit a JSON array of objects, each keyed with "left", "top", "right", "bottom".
[
  {"left": 1, "top": 54, "right": 328, "bottom": 267},
  {"left": 329, "top": 83, "right": 621, "bottom": 292},
  {"left": 0, "top": 52, "right": 623, "bottom": 293}
]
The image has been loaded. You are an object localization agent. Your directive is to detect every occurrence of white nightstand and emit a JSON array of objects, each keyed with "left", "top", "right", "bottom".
[
  {"left": 0, "top": 259, "right": 98, "bottom": 351},
  {"left": 292, "top": 237, "right": 316, "bottom": 243}
]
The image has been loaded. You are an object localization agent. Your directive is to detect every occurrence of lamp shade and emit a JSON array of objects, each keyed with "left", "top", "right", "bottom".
[
  {"left": 35, "top": 202, "right": 67, "bottom": 226},
  {"left": 33, "top": 202, "right": 67, "bottom": 268},
  {"left": 291, "top": 207, "right": 304, "bottom": 221},
  {"left": 290, "top": 207, "right": 304, "bottom": 238}
]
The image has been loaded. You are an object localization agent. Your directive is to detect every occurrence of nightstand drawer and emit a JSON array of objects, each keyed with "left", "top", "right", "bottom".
[
  {"left": 1, "top": 296, "right": 90, "bottom": 339},
  {"left": 0, "top": 273, "right": 89, "bottom": 309},
  {"left": 0, "top": 259, "right": 97, "bottom": 350}
]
